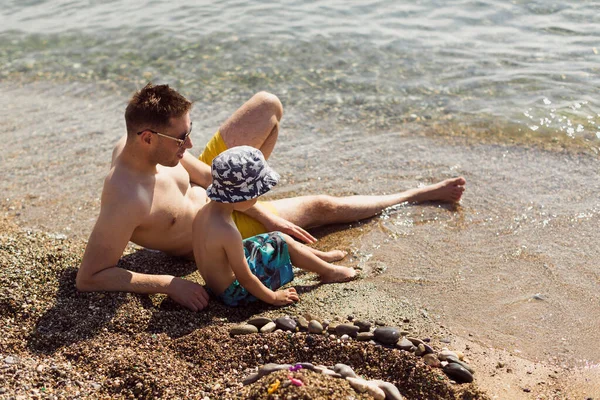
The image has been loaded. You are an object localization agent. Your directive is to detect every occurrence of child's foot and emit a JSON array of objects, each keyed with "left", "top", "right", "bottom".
[
  {"left": 320, "top": 266, "right": 356, "bottom": 283},
  {"left": 318, "top": 250, "right": 347, "bottom": 262}
]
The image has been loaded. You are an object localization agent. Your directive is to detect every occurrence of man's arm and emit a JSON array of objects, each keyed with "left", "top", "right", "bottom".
[
  {"left": 76, "top": 191, "right": 209, "bottom": 311},
  {"left": 222, "top": 229, "right": 298, "bottom": 306},
  {"left": 180, "top": 151, "right": 212, "bottom": 188},
  {"left": 242, "top": 202, "right": 317, "bottom": 244}
]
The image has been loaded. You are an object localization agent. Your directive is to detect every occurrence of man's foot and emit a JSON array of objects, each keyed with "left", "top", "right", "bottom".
[
  {"left": 318, "top": 250, "right": 347, "bottom": 262},
  {"left": 320, "top": 266, "right": 357, "bottom": 283},
  {"left": 413, "top": 177, "right": 466, "bottom": 203}
]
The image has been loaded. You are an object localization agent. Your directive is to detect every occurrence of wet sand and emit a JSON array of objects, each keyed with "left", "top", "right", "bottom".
[{"left": 1, "top": 81, "right": 599, "bottom": 398}]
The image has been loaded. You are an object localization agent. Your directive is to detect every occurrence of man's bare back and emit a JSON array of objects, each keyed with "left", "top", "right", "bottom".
[{"left": 76, "top": 85, "right": 466, "bottom": 311}]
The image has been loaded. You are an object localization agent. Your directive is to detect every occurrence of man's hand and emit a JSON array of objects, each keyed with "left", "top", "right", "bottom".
[
  {"left": 263, "top": 214, "right": 317, "bottom": 244},
  {"left": 272, "top": 287, "right": 299, "bottom": 306},
  {"left": 167, "top": 277, "right": 210, "bottom": 311}
]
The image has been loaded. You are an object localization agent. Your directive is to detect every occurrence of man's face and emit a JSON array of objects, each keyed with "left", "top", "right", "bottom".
[{"left": 151, "top": 113, "right": 193, "bottom": 167}]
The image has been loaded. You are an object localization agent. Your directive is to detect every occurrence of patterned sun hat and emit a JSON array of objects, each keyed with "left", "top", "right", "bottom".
[{"left": 206, "top": 146, "right": 280, "bottom": 203}]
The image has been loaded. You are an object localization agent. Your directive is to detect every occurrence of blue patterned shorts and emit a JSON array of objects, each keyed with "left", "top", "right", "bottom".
[{"left": 218, "top": 232, "right": 294, "bottom": 307}]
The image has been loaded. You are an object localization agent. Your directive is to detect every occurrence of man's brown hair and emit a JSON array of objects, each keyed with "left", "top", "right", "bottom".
[{"left": 125, "top": 83, "right": 193, "bottom": 137}]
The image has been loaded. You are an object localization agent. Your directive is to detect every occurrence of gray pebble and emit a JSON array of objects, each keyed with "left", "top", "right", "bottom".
[
  {"left": 374, "top": 327, "right": 400, "bottom": 345},
  {"left": 423, "top": 354, "right": 441, "bottom": 368},
  {"left": 242, "top": 372, "right": 260, "bottom": 385},
  {"left": 3, "top": 356, "right": 17, "bottom": 364},
  {"left": 353, "top": 320, "right": 372, "bottom": 332},
  {"left": 445, "top": 355, "right": 475, "bottom": 374},
  {"left": 334, "top": 363, "right": 358, "bottom": 378},
  {"left": 373, "top": 380, "right": 405, "bottom": 400},
  {"left": 275, "top": 316, "right": 297, "bottom": 331},
  {"left": 260, "top": 321, "right": 276, "bottom": 333},
  {"left": 308, "top": 320, "right": 323, "bottom": 333},
  {"left": 443, "top": 363, "right": 474, "bottom": 383},
  {"left": 397, "top": 337, "right": 413, "bottom": 351},
  {"left": 230, "top": 324, "right": 258, "bottom": 336},
  {"left": 336, "top": 324, "right": 360, "bottom": 338},
  {"left": 260, "top": 363, "right": 292, "bottom": 376},
  {"left": 247, "top": 317, "right": 272, "bottom": 329}
]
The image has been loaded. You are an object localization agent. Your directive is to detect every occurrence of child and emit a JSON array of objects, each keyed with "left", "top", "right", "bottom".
[{"left": 192, "top": 146, "right": 356, "bottom": 307}]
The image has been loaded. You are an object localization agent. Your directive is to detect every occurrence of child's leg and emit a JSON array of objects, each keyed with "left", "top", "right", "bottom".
[
  {"left": 282, "top": 234, "right": 356, "bottom": 283},
  {"left": 307, "top": 247, "right": 347, "bottom": 263}
]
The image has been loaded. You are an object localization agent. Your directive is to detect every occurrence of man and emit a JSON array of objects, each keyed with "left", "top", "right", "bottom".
[{"left": 76, "top": 83, "right": 466, "bottom": 311}]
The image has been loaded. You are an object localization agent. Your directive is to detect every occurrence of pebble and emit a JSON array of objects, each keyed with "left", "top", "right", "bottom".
[
  {"left": 275, "top": 316, "right": 297, "bottom": 331},
  {"left": 308, "top": 320, "right": 323, "bottom": 334},
  {"left": 322, "top": 320, "right": 330, "bottom": 329},
  {"left": 440, "top": 337, "right": 452, "bottom": 344},
  {"left": 397, "top": 337, "right": 414, "bottom": 351},
  {"left": 415, "top": 344, "right": 427, "bottom": 356},
  {"left": 374, "top": 327, "right": 400, "bottom": 345},
  {"left": 260, "top": 321, "right": 277, "bottom": 333},
  {"left": 297, "top": 316, "right": 309, "bottom": 330},
  {"left": 346, "top": 377, "right": 368, "bottom": 393},
  {"left": 407, "top": 337, "right": 425, "bottom": 347},
  {"left": 353, "top": 320, "right": 372, "bottom": 332},
  {"left": 357, "top": 332, "right": 375, "bottom": 341},
  {"left": 327, "top": 323, "right": 339, "bottom": 333},
  {"left": 364, "top": 380, "right": 386, "bottom": 400},
  {"left": 230, "top": 324, "right": 258, "bottom": 336},
  {"left": 247, "top": 317, "right": 272, "bottom": 329},
  {"left": 373, "top": 380, "right": 405, "bottom": 400},
  {"left": 375, "top": 320, "right": 386, "bottom": 326},
  {"left": 334, "top": 363, "right": 358, "bottom": 378},
  {"left": 4, "top": 356, "right": 18, "bottom": 364},
  {"left": 91, "top": 382, "right": 101, "bottom": 390},
  {"left": 341, "top": 334, "right": 350, "bottom": 341},
  {"left": 443, "top": 363, "right": 474, "bottom": 383},
  {"left": 314, "top": 366, "right": 342, "bottom": 378},
  {"left": 438, "top": 350, "right": 458, "bottom": 361},
  {"left": 335, "top": 324, "right": 360, "bottom": 338},
  {"left": 445, "top": 355, "right": 474, "bottom": 374},
  {"left": 423, "top": 354, "right": 442, "bottom": 368}
]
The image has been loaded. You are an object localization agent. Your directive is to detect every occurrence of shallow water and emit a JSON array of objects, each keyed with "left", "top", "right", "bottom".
[{"left": 2, "top": 0, "right": 600, "bottom": 374}]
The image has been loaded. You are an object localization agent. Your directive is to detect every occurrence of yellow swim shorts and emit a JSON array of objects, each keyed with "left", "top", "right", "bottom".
[{"left": 199, "top": 131, "right": 276, "bottom": 239}]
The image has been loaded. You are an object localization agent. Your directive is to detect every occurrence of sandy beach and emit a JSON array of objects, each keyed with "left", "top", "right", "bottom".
[{"left": 2, "top": 81, "right": 599, "bottom": 399}]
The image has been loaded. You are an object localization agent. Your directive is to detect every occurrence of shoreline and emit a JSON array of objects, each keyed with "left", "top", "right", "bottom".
[{"left": 1, "top": 81, "right": 599, "bottom": 398}]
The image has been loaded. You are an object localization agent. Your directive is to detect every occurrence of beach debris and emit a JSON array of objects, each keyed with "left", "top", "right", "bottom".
[
  {"left": 288, "top": 375, "right": 304, "bottom": 386},
  {"left": 267, "top": 379, "right": 280, "bottom": 394}
]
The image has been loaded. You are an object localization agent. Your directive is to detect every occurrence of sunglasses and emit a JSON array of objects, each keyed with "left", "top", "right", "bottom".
[{"left": 137, "top": 122, "right": 192, "bottom": 148}]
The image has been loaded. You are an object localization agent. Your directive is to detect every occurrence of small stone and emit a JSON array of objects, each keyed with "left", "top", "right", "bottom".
[
  {"left": 275, "top": 316, "right": 297, "bottom": 331},
  {"left": 407, "top": 337, "right": 425, "bottom": 347},
  {"left": 353, "top": 320, "right": 372, "bottom": 332},
  {"left": 375, "top": 320, "right": 386, "bottom": 326},
  {"left": 346, "top": 377, "right": 368, "bottom": 393},
  {"left": 3, "top": 356, "right": 17, "bottom": 364},
  {"left": 322, "top": 320, "right": 330, "bottom": 329},
  {"left": 347, "top": 314, "right": 355, "bottom": 321},
  {"left": 341, "top": 334, "right": 350, "bottom": 341},
  {"left": 260, "top": 321, "right": 277, "bottom": 333},
  {"left": 497, "top": 361, "right": 506, "bottom": 369},
  {"left": 298, "top": 362, "right": 316, "bottom": 371},
  {"left": 438, "top": 350, "right": 459, "bottom": 361},
  {"left": 334, "top": 363, "right": 358, "bottom": 378},
  {"left": 454, "top": 350, "right": 465, "bottom": 360},
  {"left": 91, "top": 382, "right": 101, "bottom": 390},
  {"left": 327, "top": 323, "right": 339, "bottom": 333},
  {"left": 308, "top": 320, "right": 323, "bottom": 334},
  {"left": 336, "top": 324, "right": 360, "bottom": 338},
  {"left": 36, "top": 364, "right": 45, "bottom": 373},
  {"left": 247, "top": 317, "right": 272, "bottom": 329},
  {"left": 242, "top": 373, "right": 260, "bottom": 385},
  {"left": 372, "top": 380, "right": 404, "bottom": 400},
  {"left": 440, "top": 337, "right": 452, "bottom": 344},
  {"left": 297, "top": 316, "right": 309, "bottom": 330},
  {"left": 364, "top": 381, "right": 386, "bottom": 400},
  {"left": 445, "top": 356, "right": 474, "bottom": 374},
  {"left": 423, "top": 344, "right": 434, "bottom": 355},
  {"left": 315, "top": 366, "right": 342, "bottom": 378},
  {"left": 260, "top": 363, "right": 292, "bottom": 377},
  {"left": 423, "top": 354, "right": 442, "bottom": 368},
  {"left": 374, "top": 327, "right": 400, "bottom": 345},
  {"left": 397, "top": 337, "right": 414, "bottom": 351},
  {"left": 357, "top": 332, "right": 375, "bottom": 341},
  {"left": 443, "top": 363, "right": 474, "bottom": 383},
  {"left": 0, "top": 388, "right": 6, "bottom": 394},
  {"left": 230, "top": 324, "right": 258, "bottom": 336},
  {"left": 415, "top": 343, "right": 426, "bottom": 356}
]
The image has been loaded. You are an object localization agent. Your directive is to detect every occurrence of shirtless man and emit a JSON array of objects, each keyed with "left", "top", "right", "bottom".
[{"left": 76, "top": 83, "right": 466, "bottom": 311}]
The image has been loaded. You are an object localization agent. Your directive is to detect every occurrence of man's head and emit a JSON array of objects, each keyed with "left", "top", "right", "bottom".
[
  {"left": 125, "top": 83, "right": 193, "bottom": 166},
  {"left": 206, "top": 146, "right": 280, "bottom": 207}
]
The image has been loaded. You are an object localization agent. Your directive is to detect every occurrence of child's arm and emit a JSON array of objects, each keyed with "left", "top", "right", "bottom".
[{"left": 222, "top": 231, "right": 298, "bottom": 306}]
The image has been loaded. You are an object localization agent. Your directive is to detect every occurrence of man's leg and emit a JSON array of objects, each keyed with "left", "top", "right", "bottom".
[
  {"left": 219, "top": 91, "right": 283, "bottom": 159},
  {"left": 268, "top": 177, "right": 466, "bottom": 229}
]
